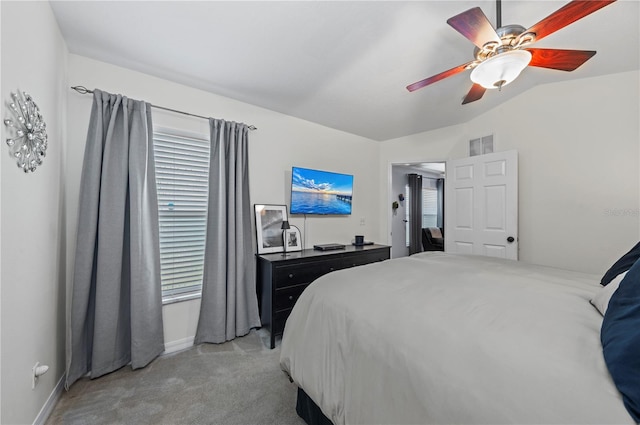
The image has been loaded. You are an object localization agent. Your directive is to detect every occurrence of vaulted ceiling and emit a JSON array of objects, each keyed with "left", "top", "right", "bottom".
[{"left": 50, "top": 1, "right": 640, "bottom": 141}]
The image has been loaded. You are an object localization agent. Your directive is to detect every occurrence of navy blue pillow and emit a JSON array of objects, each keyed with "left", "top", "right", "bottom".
[
  {"left": 601, "top": 242, "right": 640, "bottom": 286},
  {"left": 601, "top": 257, "right": 640, "bottom": 422}
]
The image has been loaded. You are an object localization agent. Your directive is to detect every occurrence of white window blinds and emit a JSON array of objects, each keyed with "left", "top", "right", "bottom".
[
  {"left": 422, "top": 188, "right": 438, "bottom": 228},
  {"left": 153, "top": 129, "right": 210, "bottom": 301}
]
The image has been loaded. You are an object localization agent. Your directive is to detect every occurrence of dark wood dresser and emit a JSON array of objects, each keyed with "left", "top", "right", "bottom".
[{"left": 257, "top": 244, "right": 390, "bottom": 348}]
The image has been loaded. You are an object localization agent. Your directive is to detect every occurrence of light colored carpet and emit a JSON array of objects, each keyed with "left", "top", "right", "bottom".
[{"left": 46, "top": 329, "right": 306, "bottom": 425}]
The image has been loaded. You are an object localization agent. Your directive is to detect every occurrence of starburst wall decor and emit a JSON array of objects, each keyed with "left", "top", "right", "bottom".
[{"left": 4, "top": 91, "right": 48, "bottom": 173}]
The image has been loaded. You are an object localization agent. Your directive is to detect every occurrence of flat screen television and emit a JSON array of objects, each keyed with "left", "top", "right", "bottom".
[{"left": 290, "top": 166, "right": 353, "bottom": 215}]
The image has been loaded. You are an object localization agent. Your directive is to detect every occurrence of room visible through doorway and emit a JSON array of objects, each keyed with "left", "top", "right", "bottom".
[{"left": 390, "top": 162, "right": 445, "bottom": 259}]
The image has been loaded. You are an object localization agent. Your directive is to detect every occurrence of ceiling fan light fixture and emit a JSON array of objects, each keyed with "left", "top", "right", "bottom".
[{"left": 470, "top": 50, "right": 532, "bottom": 89}]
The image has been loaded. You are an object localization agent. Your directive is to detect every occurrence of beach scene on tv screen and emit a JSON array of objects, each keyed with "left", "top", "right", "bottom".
[{"left": 291, "top": 168, "right": 353, "bottom": 215}]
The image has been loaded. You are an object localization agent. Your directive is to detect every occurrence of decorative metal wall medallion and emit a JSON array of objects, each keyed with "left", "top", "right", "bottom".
[{"left": 4, "top": 91, "right": 48, "bottom": 173}]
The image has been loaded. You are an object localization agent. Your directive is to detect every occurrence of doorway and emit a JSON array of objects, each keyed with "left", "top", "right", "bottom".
[{"left": 390, "top": 162, "right": 445, "bottom": 259}]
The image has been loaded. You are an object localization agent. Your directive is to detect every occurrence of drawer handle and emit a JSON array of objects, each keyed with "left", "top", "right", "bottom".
[
  {"left": 288, "top": 273, "right": 294, "bottom": 279},
  {"left": 288, "top": 295, "right": 294, "bottom": 301}
]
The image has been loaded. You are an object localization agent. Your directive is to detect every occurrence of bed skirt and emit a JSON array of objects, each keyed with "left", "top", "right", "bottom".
[{"left": 296, "top": 387, "right": 334, "bottom": 425}]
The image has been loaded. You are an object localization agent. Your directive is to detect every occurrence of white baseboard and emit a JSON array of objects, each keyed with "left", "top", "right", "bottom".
[
  {"left": 33, "top": 374, "right": 64, "bottom": 425},
  {"left": 163, "top": 336, "right": 194, "bottom": 355}
]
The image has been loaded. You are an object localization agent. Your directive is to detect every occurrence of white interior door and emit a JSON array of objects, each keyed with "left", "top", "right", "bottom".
[{"left": 445, "top": 150, "right": 518, "bottom": 260}]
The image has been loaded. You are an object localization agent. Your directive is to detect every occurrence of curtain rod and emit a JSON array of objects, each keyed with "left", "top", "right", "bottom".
[{"left": 70, "top": 86, "right": 257, "bottom": 130}]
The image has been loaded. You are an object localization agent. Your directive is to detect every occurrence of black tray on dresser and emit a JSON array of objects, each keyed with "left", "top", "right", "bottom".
[{"left": 256, "top": 244, "right": 390, "bottom": 348}]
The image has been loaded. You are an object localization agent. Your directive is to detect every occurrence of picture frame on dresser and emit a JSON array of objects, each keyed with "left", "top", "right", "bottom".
[
  {"left": 285, "top": 225, "right": 302, "bottom": 252},
  {"left": 255, "top": 204, "right": 288, "bottom": 254}
]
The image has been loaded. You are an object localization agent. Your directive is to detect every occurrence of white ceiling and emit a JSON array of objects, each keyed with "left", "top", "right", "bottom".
[{"left": 49, "top": 0, "right": 639, "bottom": 141}]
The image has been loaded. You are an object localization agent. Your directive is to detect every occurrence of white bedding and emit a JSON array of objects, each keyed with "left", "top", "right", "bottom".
[{"left": 280, "top": 252, "right": 633, "bottom": 424}]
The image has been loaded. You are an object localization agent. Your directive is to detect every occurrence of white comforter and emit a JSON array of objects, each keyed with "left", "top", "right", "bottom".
[{"left": 280, "top": 252, "right": 633, "bottom": 424}]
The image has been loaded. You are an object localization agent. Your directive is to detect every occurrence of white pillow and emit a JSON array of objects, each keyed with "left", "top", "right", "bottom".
[{"left": 591, "top": 271, "right": 628, "bottom": 316}]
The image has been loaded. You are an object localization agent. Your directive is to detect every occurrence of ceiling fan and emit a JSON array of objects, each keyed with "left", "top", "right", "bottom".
[{"left": 406, "top": 0, "right": 616, "bottom": 104}]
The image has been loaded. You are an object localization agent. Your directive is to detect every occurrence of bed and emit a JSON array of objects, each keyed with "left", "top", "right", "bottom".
[{"left": 279, "top": 252, "right": 636, "bottom": 424}]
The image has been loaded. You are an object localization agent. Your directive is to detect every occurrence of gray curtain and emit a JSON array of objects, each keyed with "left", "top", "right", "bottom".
[
  {"left": 66, "top": 89, "right": 164, "bottom": 389},
  {"left": 195, "top": 119, "right": 260, "bottom": 344},
  {"left": 408, "top": 173, "right": 423, "bottom": 255},
  {"left": 436, "top": 178, "right": 445, "bottom": 230}
]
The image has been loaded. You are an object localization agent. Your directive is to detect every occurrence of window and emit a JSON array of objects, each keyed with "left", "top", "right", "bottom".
[
  {"left": 422, "top": 188, "right": 438, "bottom": 228},
  {"left": 153, "top": 129, "right": 210, "bottom": 302}
]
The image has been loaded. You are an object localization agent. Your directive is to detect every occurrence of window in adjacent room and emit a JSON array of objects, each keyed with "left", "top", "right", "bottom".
[
  {"left": 153, "top": 128, "right": 210, "bottom": 303},
  {"left": 422, "top": 187, "right": 438, "bottom": 228}
]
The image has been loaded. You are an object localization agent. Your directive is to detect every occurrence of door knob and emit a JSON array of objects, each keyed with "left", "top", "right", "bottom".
[{"left": 507, "top": 236, "right": 515, "bottom": 243}]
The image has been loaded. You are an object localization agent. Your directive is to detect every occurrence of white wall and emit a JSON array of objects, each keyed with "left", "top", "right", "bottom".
[
  {"left": 1, "top": 1, "right": 68, "bottom": 424},
  {"left": 379, "top": 70, "right": 640, "bottom": 274},
  {"left": 66, "top": 54, "right": 381, "bottom": 352}
]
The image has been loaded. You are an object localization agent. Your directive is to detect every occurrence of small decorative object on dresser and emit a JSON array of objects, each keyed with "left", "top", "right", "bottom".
[
  {"left": 285, "top": 225, "right": 302, "bottom": 252},
  {"left": 257, "top": 244, "right": 390, "bottom": 348},
  {"left": 254, "top": 204, "right": 288, "bottom": 254},
  {"left": 280, "top": 220, "right": 290, "bottom": 257}
]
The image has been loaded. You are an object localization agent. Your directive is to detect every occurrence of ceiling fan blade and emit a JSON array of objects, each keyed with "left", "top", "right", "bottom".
[
  {"left": 523, "top": 0, "right": 616, "bottom": 44},
  {"left": 462, "top": 84, "right": 486, "bottom": 105},
  {"left": 447, "top": 7, "right": 500, "bottom": 50},
  {"left": 407, "top": 61, "right": 475, "bottom": 92},
  {"left": 526, "top": 48, "right": 596, "bottom": 71}
]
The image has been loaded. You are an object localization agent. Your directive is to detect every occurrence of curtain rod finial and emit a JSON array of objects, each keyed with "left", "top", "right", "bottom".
[{"left": 71, "top": 86, "right": 92, "bottom": 94}]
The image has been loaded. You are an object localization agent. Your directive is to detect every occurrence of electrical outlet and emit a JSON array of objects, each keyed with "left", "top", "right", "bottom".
[{"left": 359, "top": 218, "right": 365, "bottom": 226}]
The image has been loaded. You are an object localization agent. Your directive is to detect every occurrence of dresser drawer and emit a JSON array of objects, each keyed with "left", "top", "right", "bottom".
[
  {"left": 362, "top": 250, "right": 389, "bottom": 263},
  {"left": 274, "top": 261, "right": 336, "bottom": 287},
  {"left": 337, "top": 251, "right": 390, "bottom": 269},
  {"left": 274, "top": 283, "right": 309, "bottom": 311}
]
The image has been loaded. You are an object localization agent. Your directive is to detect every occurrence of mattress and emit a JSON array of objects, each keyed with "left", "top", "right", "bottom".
[{"left": 280, "top": 252, "right": 633, "bottom": 424}]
